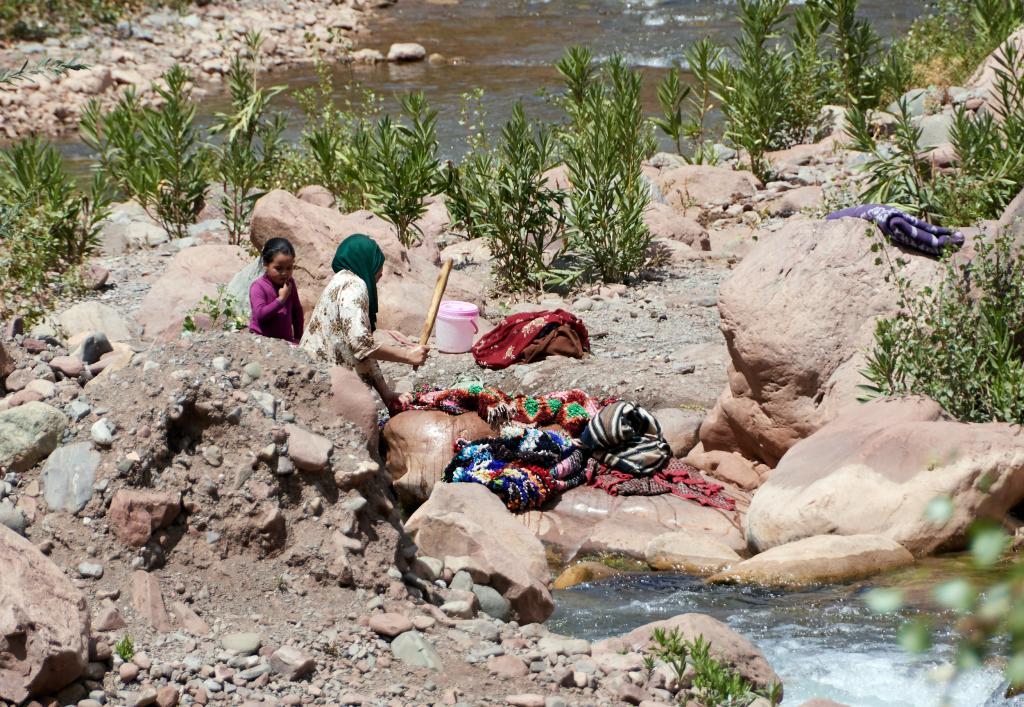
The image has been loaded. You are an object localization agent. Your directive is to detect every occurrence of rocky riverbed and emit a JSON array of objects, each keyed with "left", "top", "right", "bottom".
[
  {"left": 0, "top": 0, "right": 431, "bottom": 140},
  {"left": 4, "top": 16, "right": 1024, "bottom": 707}
]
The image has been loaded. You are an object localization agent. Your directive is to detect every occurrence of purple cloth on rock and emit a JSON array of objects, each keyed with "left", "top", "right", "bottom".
[{"left": 827, "top": 204, "right": 965, "bottom": 256}]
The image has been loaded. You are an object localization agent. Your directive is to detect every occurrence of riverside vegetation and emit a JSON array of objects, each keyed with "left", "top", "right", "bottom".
[{"left": 4, "top": 0, "right": 1024, "bottom": 697}]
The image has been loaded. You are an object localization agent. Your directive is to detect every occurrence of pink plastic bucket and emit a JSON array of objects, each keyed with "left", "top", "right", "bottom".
[{"left": 436, "top": 300, "right": 479, "bottom": 353}]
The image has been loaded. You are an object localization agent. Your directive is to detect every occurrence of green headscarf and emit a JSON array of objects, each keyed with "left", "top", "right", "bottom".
[{"left": 332, "top": 234, "right": 386, "bottom": 330}]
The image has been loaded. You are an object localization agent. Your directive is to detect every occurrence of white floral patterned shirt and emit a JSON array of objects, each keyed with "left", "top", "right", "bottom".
[{"left": 300, "top": 271, "right": 385, "bottom": 389}]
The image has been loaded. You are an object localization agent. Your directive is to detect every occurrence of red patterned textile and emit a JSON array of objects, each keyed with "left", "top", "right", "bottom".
[{"left": 471, "top": 309, "right": 590, "bottom": 370}]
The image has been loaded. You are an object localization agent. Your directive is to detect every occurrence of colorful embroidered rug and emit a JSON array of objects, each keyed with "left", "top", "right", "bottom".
[
  {"left": 396, "top": 384, "right": 612, "bottom": 437},
  {"left": 442, "top": 426, "right": 587, "bottom": 512},
  {"left": 586, "top": 458, "right": 736, "bottom": 511}
]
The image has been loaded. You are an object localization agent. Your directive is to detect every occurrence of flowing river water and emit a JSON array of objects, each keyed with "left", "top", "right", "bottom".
[{"left": 55, "top": 0, "right": 1020, "bottom": 702}]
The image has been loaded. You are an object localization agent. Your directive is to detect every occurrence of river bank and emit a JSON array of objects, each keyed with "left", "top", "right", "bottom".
[{"left": 0, "top": 0, "right": 405, "bottom": 139}]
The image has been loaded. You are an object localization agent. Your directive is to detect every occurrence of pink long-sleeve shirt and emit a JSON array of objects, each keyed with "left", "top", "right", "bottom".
[{"left": 249, "top": 274, "right": 304, "bottom": 344}]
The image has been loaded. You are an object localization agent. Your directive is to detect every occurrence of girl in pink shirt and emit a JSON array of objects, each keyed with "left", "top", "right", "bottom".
[{"left": 249, "top": 238, "right": 304, "bottom": 344}]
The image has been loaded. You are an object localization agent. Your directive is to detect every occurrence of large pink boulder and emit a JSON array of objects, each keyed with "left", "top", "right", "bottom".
[
  {"left": 518, "top": 485, "right": 748, "bottom": 559},
  {"left": 107, "top": 490, "right": 181, "bottom": 547},
  {"left": 655, "top": 165, "right": 762, "bottom": 210},
  {"left": 644, "top": 202, "right": 709, "bottom": 250},
  {"left": 406, "top": 483, "right": 554, "bottom": 623},
  {"left": 595, "top": 613, "right": 781, "bottom": 692},
  {"left": 967, "top": 28, "right": 1024, "bottom": 118},
  {"left": 250, "top": 190, "right": 480, "bottom": 335},
  {"left": 0, "top": 525, "right": 90, "bottom": 702},
  {"left": 135, "top": 245, "right": 250, "bottom": 341},
  {"left": 746, "top": 397, "right": 1024, "bottom": 556},
  {"left": 699, "top": 217, "right": 943, "bottom": 466},
  {"left": 383, "top": 410, "right": 494, "bottom": 506}
]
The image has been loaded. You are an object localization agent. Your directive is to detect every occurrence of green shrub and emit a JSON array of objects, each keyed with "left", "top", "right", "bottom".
[
  {"left": 821, "top": 0, "right": 883, "bottom": 108},
  {"left": 182, "top": 285, "right": 248, "bottom": 333},
  {"left": 0, "top": 136, "right": 110, "bottom": 323},
  {"left": 652, "top": 39, "right": 724, "bottom": 164},
  {"left": 444, "top": 103, "right": 566, "bottom": 293},
  {"left": 713, "top": 0, "right": 792, "bottom": 180},
  {"left": 81, "top": 64, "right": 207, "bottom": 239},
  {"left": 113, "top": 635, "right": 135, "bottom": 663},
  {"left": 142, "top": 65, "right": 207, "bottom": 239},
  {"left": 557, "top": 47, "right": 655, "bottom": 284},
  {"left": 847, "top": 35, "right": 1024, "bottom": 223},
  {"left": 648, "top": 628, "right": 782, "bottom": 706},
  {"left": 0, "top": 0, "right": 145, "bottom": 38},
  {"left": 271, "top": 63, "right": 379, "bottom": 210},
  {"left": 845, "top": 98, "right": 935, "bottom": 216},
  {"left": 0, "top": 58, "right": 86, "bottom": 87},
  {"left": 362, "top": 91, "right": 441, "bottom": 248},
  {"left": 209, "top": 34, "right": 287, "bottom": 245},
  {"left": 861, "top": 224, "right": 1024, "bottom": 425}
]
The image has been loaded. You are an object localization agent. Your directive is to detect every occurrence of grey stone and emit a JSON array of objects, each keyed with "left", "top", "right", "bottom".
[
  {"left": 472, "top": 584, "right": 511, "bottom": 622},
  {"left": 226, "top": 260, "right": 264, "bottom": 320},
  {"left": 243, "top": 362, "right": 263, "bottom": 379},
  {"left": 171, "top": 236, "right": 198, "bottom": 251},
  {"left": 78, "top": 562, "right": 104, "bottom": 579},
  {"left": 390, "top": 631, "right": 442, "bottom": 670},
  {"left": 0, "top": 505, "right": 27, "bottom": 535},
  {"left": 440, "top": 600, "right": 476, "bottom": 619},
  {"left": 202, "top": 445, "right": 223, "bottom": 467},
  {"left": 538, "top": 636, "right": 591, "bottom": 656},
  {"left": 212, "top": 357, "right": 230, "bottom": 372},
  {"left": 67, "top": 399, "right": 92, "bottom": 422},
  {"left": 75, "top": 333, "right": 113, "bottom": 365},
  {"left": 238, "top": 663, "right": 271, "bottom": 681},
  {"left": 43, "top": 442, "right": 100, "bottom": 513},
  {"left": 221, "top": 632, "right": 262, "bottom": 655},
  {"left": 91, "top": 418, "right": 116, "bottom": 446},
  {"left": 450, "top": 570, "right": 473, "bottom": 592},
  {"left": 888, "top": 88, "right": 932, "bottom": 118},
  {"left": 59, "top": 301, "right": 136, "bottom": 341},
  {"left": 251, "top": 391, "right": 275, "bottom": 417},
  {"left": 917, "top": 112, "right": 956, "bottom": 149},
  {"left": 455, "top": 618, "right": 500, "bottom": 642},
  {"left": 0, "top": 402, "right": 68, "bottom": 472}
]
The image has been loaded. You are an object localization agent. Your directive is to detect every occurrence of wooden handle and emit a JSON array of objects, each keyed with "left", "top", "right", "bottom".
[{"left": 419, "top": 259, "right": 454, "bottom": 347}]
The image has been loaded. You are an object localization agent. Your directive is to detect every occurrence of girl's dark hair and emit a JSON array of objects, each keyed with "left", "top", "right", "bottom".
[{"left": 261, "top": 237, "right": 295, "bottom": 265}]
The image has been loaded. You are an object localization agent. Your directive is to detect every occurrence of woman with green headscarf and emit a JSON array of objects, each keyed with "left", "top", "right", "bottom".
[{"left": 301, "top": 234, "right": 429, "bottom": 410}]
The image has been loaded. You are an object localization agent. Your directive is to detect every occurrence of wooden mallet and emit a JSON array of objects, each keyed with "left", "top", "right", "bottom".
[{"left": 415, "top": 258, "right": 454, "bottom": 369}]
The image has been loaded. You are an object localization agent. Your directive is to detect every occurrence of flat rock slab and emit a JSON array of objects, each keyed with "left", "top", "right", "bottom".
[
  {"left": 644, "top": 530, "right": 742, "bottom": 574},
  {"left": 390, "top": 631, "right": 442, "bottom": 670},
  {"left": 519, "top": 486, "right": 747, "bottom": 560},
  {"left": 221, "top": 632, "right": 262, "bottom": 655},
  {"left": 42, "top": 442, "right": 100, "bottom": 513},
  {"left": 709, "top": 534, "right": 914, "bottom": 588},
  {"left": 745, "top": 397, "right": 1024, "bottom": 556},
  {"left": 368, "top": 613, "right": 413, "bottom": 638}
]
